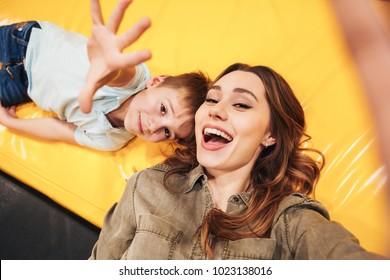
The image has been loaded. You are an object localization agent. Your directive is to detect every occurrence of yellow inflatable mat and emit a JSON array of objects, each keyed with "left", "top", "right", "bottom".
[{"left": 0, "top": 0, "right": 388, "bottom": 256}]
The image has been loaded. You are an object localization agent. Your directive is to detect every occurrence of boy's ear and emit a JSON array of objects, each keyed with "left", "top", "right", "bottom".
[{"left": 146, "top": 75, "right": 168, "bottom": 88}]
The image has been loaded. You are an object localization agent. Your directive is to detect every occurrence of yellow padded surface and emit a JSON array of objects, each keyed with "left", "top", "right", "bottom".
[{"left": 0, "top": 0, "right": 388, "bottom": 255}]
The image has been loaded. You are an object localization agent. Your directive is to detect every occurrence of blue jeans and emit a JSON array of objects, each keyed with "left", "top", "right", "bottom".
[{"left": 0, "top": 21, "right": 40, "bottom": 107}]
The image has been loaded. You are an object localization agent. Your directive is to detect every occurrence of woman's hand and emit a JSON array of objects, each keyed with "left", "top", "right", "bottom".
[{"left": 79, "top": 0, "right": 152, "bottom": 114}]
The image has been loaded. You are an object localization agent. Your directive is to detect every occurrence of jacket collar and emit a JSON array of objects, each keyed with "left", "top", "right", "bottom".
[
  {"left": 183, "top": 165, "right": 251, "bottom": 201},
  {"left": 182, "top": 164, "right": 207, "bottom": 193},
  {"left": 159, "top": 164, "right": 251, "bottom": 206},
  {"left": 154, "top": 164, "right": 206, "bottom": 194}
]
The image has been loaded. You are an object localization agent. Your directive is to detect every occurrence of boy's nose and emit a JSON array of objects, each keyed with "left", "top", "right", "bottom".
[{"left": 148, "top": 117, "right": 163, "bottom": 134}]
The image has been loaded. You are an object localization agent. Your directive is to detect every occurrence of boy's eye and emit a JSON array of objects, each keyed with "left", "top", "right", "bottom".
[
  {"left": 164, "top": 128, "right": 171, "bottom": 139},
  {"left": 161, "top": 103, "right": 167, "bottom": 115}
]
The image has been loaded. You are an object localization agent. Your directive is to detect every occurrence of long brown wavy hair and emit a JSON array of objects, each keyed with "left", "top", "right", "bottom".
[{"left": 163, "top": 63, "right": 325, "bottom": 259}]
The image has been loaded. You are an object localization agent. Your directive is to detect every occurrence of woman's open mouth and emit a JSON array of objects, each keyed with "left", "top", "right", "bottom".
[
  {"left": 201, "top": 127, "right": 233, "bottom": 151},
  {"left": 203, "top": 127, "right": 233, "bottom": 143}
]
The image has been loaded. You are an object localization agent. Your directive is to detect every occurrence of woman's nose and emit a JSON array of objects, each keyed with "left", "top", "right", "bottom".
[{"left": 208, "top": 103, "right": 228, "bottom": 120}]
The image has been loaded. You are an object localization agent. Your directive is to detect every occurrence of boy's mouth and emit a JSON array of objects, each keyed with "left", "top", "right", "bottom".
[{"left": 138, "top": 114, "right": 144, "bottom": 134}]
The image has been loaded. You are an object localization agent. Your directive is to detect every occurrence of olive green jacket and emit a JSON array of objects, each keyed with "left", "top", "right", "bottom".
[{"left": 90, "top": 164, "right": 382, "bottom": 260}]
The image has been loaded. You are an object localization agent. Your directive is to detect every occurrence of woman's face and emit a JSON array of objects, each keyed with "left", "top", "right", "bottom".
[{"left": 195, "top": 70, "right": 275, "bottom": 174}]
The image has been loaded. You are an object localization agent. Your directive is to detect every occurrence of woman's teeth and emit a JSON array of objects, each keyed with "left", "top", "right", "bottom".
[{"left": 204, "top": 127, "right": 233, "bottom": 142}]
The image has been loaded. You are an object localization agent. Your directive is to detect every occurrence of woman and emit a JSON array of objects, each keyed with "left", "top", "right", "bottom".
[{"left": 90, "top": 63, "right": 383, "bottom": 259}]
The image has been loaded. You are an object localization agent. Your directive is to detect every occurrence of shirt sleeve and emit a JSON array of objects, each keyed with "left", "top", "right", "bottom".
[{"left": 285, "top": 207, "right": 385, "bottom": 259}]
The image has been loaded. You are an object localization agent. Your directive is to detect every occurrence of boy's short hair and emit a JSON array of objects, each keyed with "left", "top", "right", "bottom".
[{"left": 158, "top": 71, "right": 211, "bottom": 143}]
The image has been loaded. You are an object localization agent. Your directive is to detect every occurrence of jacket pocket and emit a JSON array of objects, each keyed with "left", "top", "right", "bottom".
[
  {"left": 223, "top": 238, "right": 276, "bottom": 260},
  {"left": 123, "top": 214, "right": 183, "bottom": 260}
]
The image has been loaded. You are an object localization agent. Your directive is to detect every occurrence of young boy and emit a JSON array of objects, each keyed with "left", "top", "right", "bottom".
[{"left": 0, "top": 0, "right": 209, "bottom": 151}]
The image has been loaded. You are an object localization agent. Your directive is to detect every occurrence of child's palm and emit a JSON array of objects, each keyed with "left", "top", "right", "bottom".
[{"left": 79, "top": 0, "right": 151, "bottom": 114}]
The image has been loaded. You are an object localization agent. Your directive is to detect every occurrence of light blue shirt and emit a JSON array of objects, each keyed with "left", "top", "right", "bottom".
[{"left": 24, "top": 21, "right": 151, "bottom": 151}]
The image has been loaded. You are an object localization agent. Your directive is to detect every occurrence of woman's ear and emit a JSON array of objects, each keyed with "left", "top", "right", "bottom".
[
  {"left": 145, "top": 75, "right": 168, "bottom": 88},
  {"left": 262, "top": 133, "right": 276, "bottom": 148}
]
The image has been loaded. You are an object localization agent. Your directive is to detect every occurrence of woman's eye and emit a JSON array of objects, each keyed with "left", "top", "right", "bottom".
[
  {"left": 205, "top": 98, "right": 218, "bottom": 104},
  {"left": 234, "top": 103, "right": 252, "bottom": 109},
  {"left": 161, "top": 103, "right": 167, "bottom": 115},
  {"left": 164, "top": 128, "right": 171, "bottom": 138}
]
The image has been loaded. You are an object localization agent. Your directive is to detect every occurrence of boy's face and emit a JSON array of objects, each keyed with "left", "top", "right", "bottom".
[{"left": 124, "top": 84, "right": 193, "bottom": 142}]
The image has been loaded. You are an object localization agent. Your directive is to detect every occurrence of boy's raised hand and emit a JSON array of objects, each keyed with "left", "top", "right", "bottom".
[{"left": 79, "top": 0, "right": 151, "bottom": 113}]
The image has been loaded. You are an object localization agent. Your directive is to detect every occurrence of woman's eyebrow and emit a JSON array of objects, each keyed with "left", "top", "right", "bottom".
[
  {"left": 210, "top": 85, "right": 259, "bottom": 102},
  {"left": 233, "top": 88, "right": 258, "bottom": 101},
  {"left": 211, "top": 85, "right": 258, "bottom": 101},
  {"left": 210, "top": 85, "right": 221, "bottom": 91}
]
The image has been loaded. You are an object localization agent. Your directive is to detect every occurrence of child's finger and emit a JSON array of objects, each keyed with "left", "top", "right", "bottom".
[
  {"left": 90, "top": 0, "right": 105, "bottom": 25},
  {"left": 117, "top": 50, "right": 152, "bottom": 69},
  {"left": 118, "top": 17, "right": 151, "bottom": 50},
  {"left": 106, "top": 0, "right": 133, "bottom": 33},
  {"left": 78, "top": 83, "right": 98, "bottom": 114}
]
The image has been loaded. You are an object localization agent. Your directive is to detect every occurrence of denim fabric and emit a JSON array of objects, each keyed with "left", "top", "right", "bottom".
[{"left": 0, "top": 21, "right": 40, "bottom": 107}]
